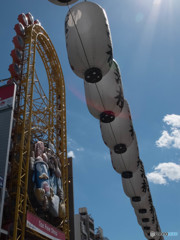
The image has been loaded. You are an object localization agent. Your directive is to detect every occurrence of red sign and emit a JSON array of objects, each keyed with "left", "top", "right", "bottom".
[
  {"left": 0, "top": 84, "right": 16, "bottom": 109},
  {"left": 26, "top": 211, "right": 65, "bottom": 240}
]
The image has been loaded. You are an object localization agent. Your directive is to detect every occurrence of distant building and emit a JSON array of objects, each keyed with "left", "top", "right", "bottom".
[
  {"left": 74, "top": 208, "right": 109, "bottom": 240},
  {"left": 75, "top": 207, "right": 94, "bottom": 240},
  {"left": 94, "top": 227, "right": 103, "bottom": 240},
  {"left": 68, "top": 157, "right": 75, "bottom": 240}
]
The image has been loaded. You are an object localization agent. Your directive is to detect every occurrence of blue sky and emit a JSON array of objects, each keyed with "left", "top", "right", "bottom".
[{"left": 1, "top": 0, "right": 180, "bottom": 239}]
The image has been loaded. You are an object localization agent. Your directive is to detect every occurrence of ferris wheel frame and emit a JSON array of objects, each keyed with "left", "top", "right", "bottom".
[{"left": 7, "top": 16, "right": 69, "bottom": 240}]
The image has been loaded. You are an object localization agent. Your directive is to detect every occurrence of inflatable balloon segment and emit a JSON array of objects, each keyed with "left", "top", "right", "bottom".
[{"left": 48, "top": 0, "right": 164, "bottom": 239}]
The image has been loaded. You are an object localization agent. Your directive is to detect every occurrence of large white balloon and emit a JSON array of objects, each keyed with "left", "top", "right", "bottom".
[
  {"left": 121, "top": 160, "right": 148, "bottom": 200},
  {"left": 65, "top": 1, "right": 113, "bottom": 82},
  {"left": 84, "top": 60, "right": 124, "bottom": 122},
  {"left": 100, "top": 100, "right": 134, "bottom": 153},
  {"left": 49, "top": 0, "right": 78, "bottom": 6},
  {"left": 110, "top": 134, "right": 139, "bottom": 174}
]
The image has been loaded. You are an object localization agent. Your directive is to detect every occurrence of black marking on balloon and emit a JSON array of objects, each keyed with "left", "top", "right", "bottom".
[
  {"left": 122, "top": 171, "right": 133, "bottom": 179},
  {"left": 105, "top": 23, "right": 110, "bottom": 38},
  {"left": 100, "top": 111, "right": 115, "bottom": 123},
  {"left": 146, "top": 182, "right": 150, "bottom": 192},
  {"left": 150, "top": 204, "right": 154, "bottom": 214},
  {"left": 137, "top": 158, "right": 141, "bottom": 167},
  {"left": 156, "top": 223, "right": 160, "bottom": 231},
  {"left": 119, "top": 98, "right": 124, "bottom": 109},
  {"left": 114, "top": 86, "right": 124, "bottom": 109},
  {"left": 141, "top": 178, "right": 147, "bottom": 192},
  {"left": 140, "top": 166, "right": 146, "bottom": 179},
  {"left": 129, "top": 125, "right": 134, "bottom": 137},
  {"left": 142, "top": 218, "right": 149, "bottom": 223},
  {"left": 85, "top": 68, "right": 102, "bottom": 83},
  {"left": 114, "top": 68, "right": 121, "bottom": 84},
  {"left": 114, "top": 144, "right": 127, "bottom": 154},
  {"left": 132, "top": 196, "right": 141, "bottom": 202},
  {"left": 152, "top": 215, "right": 156, "bottom": 224},
  {"left": 148, "top": 195, "right": 153, "bottom": 204},
  {"left": 106, "top": 44, "right": 113, "bottom": 67},
  {"left": 144, "top": 226, "right": 150, "bottom": 231}
]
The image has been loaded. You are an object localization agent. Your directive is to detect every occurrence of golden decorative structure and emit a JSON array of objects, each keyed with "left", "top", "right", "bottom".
[{"left": 8, "top": 23, "right": 69, "bottom": 240}]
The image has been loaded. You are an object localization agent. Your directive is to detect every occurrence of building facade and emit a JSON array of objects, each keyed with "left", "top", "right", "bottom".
[
  {"left": 68, "top": 157, "right": 75, "bottom": 240},
  {"left": 74, "top": 208, "right": 109, "bottom": 240},
  {"left": 75, "top": 207, "right": 94, "bottom": 240}
]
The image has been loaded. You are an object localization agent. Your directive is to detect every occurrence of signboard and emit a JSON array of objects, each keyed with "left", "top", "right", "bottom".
[
  {"left": 0, "top": 84, "right": 15, "bottom": 110},
  {"left": 26, "top": 211, "right": 65, "bottom": 240},
  {"left": 0, "top": 83, "right": 16, "bottom": 235}
]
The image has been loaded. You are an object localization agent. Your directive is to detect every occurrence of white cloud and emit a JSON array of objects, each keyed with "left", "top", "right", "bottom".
[
  {"left": 76, "top": 147, "right": 84, "bottom": 152},
  {"left": 147, "top": 172, "right": 167, "bottom": 185},
  {"left": 156, "top": 130, "right": 173, "bottom": 148},
  {"left": 155, "top": 162, "right": 180, "bottom": 181},
  {"left": 163, "top": 114, "right": 180, "bottom": 128},
  {"left": 67, "top": 136, "right": 84, "bottom": 153},
  {"left": 147, "top": 162, "right": 180, "bottom": 185},
  {"left": 67, "top": 150, "right": 75, "bottom": 159},
  {"left": 156, "top": 114, "right": 180, "bottom": 149}
]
